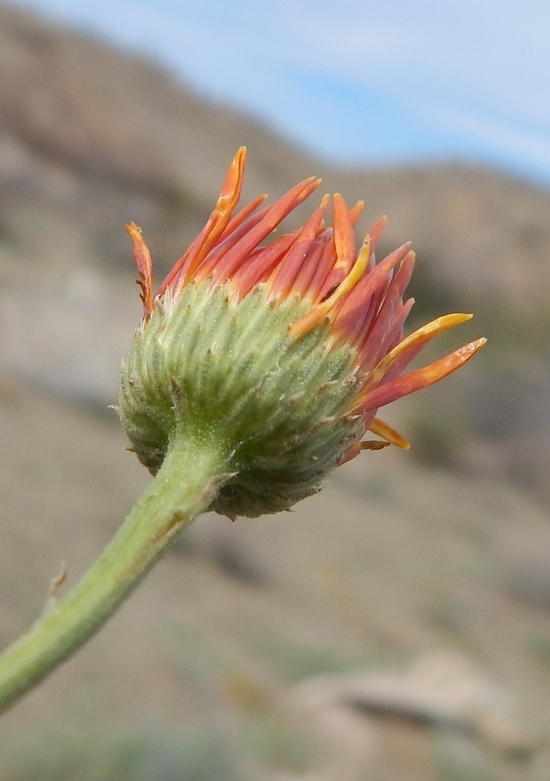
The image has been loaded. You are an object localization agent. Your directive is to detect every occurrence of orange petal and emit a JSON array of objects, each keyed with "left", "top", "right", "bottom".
[
  {"left": 125, "top": 222, "right": 153, "bottom": 320},
  {"left": 367, "top": 215, "right": 388, "bottom": 252},
  {"left": 368, "top": 417, "right": 410, "bottom": 449},
  {"left": 338, "top": 436, "right": 390, "bottom": 465},
  {"left": 348, "top": 200, "right": 365, "bottom": 225},
  {"left": 359, "top": 337, "right": 487, "bottom": 412},
  {"left": 290, "top": 234, "right": 371, "bottom": 340},
  {"left": 365, "top": 313, "right": 474, "bottom": 389},
  {"left": 268, "top": 194, "right": 329, "bottom": 296},
  {"left": 159, "top": 147, "right": 247, "bottom": 295},
  {"left": 209, "top": 176, "right": 320, "bottom": 285}
]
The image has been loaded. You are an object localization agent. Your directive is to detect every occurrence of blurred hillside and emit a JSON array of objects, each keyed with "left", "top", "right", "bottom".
[
  {"left": 1, "top": 2, "right": 550, "bottom": 780},
  {"left": 1, "top": 4, "right": 549, "bottom": 498}
]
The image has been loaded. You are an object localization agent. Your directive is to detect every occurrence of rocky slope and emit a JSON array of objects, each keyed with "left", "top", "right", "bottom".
[
  {"left": 1, "top": 2, "right": 550, "bottom": 779},
  {"left": 1, "top": 379, "right": 550, "bottom": 781},
  {"left": 1, "top": 2, "right": 549, "bottom": 499}
]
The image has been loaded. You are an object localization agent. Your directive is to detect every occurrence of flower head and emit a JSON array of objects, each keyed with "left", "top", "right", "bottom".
[{"left": 119, "top": 148, "right": 485, "bottom": 518}]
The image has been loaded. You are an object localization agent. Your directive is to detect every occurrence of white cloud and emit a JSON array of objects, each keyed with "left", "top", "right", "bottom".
[{"left": 428, "top": 106, "right": 550, "bottom": 171}]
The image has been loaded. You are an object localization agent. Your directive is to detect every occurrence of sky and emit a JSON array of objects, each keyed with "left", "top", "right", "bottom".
[{"left": 12, "top": 0, "right": 550, "bottom": 187}]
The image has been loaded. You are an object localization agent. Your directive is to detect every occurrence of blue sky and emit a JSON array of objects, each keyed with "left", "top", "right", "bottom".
[{"left": 12, "top": 0, "right": 550, "bottom": 186}]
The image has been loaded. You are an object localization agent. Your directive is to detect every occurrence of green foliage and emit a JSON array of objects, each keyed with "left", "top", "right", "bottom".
[
  {"left": 5, "top": 723, "right": 240, "bottom": 781},
  {"left": 237, "top": 710, "right": 311, "bottom": 772}
]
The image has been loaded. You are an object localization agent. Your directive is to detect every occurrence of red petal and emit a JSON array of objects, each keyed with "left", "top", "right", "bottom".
[{"left": 358, "top": 338, "right": 487, "bottom": 412}]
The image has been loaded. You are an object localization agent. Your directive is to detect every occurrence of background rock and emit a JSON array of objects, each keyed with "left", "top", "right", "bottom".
[{"left": 1, "top": 3, "right": 550, "bottom": 779}]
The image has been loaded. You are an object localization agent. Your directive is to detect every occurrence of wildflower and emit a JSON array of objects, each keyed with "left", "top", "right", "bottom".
[
  {"left": 0, "top": 150, "right": 486, "bottom": 714},
  {"left": 119, "top": 148, "right": 485, "bottom": 518}
]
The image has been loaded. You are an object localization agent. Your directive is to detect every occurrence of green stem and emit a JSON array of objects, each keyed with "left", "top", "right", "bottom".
[{"left": 0, "top": 439, "right": 230, "bottom": 713}]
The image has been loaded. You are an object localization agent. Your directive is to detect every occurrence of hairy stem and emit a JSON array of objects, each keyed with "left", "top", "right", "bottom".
[{"left": 0, "top": 440, "right": 229, "bottom": 713}]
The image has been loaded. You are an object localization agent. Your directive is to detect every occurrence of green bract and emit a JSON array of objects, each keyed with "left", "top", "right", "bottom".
[{"left": 118, "top": 280, "right": 364, "bottom": 518}]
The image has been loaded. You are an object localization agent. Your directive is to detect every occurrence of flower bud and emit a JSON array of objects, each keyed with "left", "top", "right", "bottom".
[{"left": 118, "top": 149, "right": 485, "bottom": 518}]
